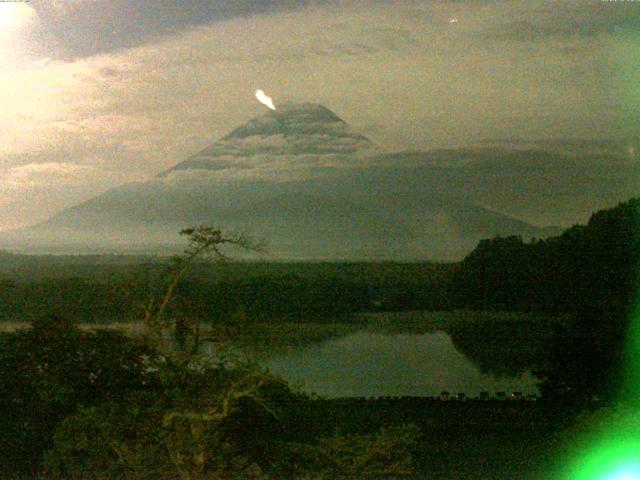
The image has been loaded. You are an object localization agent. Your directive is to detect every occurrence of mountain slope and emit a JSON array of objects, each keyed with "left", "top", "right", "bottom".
[{"left": 0, "top": 104, "right": 579, "bottom": 259}]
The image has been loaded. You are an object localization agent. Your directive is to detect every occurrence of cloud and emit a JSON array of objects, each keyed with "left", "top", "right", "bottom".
[
  {"left": 30, "top": 0, "right": 331, "bottom": 59},
  {"left": 477, "top": 1, "right": 640, "bottom": 41},
  {"left": 0, "top": 161, "right": 134, "bottom": 230},
  {"left": 5, "top": 162, "right": 101, "bottom": 187},
  {"left": 0, "top": 0, "right": 638, "bottom": 230},
  {"left": 3, "top": 160, "right": 134, "bottom": 192}
]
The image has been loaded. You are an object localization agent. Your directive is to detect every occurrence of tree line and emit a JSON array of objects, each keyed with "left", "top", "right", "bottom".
[
  {"left": 450, "top": 198, "right": 640, "bottom": 400},
  {"left": 450, "top": 198, "right": 640, "bottom": 314}
]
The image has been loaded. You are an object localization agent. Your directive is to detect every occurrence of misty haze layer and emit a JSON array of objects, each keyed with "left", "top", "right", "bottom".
[{"left": 3, "top": 103, "right": 637, "bottom": 260}]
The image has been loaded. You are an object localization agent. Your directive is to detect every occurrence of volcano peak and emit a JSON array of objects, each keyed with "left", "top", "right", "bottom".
[
  {"left": 224, "top": 102, "right": 347, "bottom": 140},
  {"left": 161, "top": 103, "right": 376, "bottom": 177}
]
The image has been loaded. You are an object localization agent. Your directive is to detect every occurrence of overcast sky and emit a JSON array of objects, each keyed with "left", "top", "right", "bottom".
[{"left": 0, "top": 0, "right": 638, "bottom": 230}]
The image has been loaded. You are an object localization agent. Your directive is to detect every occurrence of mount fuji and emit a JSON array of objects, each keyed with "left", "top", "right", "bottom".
[{"left": 1, "top": 103, "right": 582, "bottom": 259}]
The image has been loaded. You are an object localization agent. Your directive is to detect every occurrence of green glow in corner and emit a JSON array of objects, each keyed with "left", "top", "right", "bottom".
[
  {"left": 606, "top": 469, "right": 640, "bottom": 480},
  {"left": 562, "top": 305, "right": 640, "bottom": 479},
  {"left": 566, "top": 437, "right": 640, "bottom": 480}
]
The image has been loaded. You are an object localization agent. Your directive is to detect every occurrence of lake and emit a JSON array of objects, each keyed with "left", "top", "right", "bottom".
[{"left": 262, "top": 329, "right": 539, "bottom": 398}]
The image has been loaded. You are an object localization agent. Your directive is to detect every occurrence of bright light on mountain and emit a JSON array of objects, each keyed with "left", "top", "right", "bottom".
[{"left": 255, "top": 89, "right": 276, "bottom": 110}]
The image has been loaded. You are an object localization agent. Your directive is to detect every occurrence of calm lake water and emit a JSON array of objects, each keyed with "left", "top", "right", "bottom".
[{"left": 262, "top": 330, "right": 539, "bottom": 398}]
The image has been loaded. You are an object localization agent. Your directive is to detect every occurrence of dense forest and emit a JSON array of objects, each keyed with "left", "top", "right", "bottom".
[
  {"left": 450, "top": 197, "right": 640, "bottom": 314},
  {"left": 450, "top": 198, "right": 640, "bottom": 401},
  {"left": 0, "top": 259, "right": 454, "bottom": 324}
]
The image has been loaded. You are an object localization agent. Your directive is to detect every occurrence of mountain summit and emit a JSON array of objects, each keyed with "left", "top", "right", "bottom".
[
  {"left": 163, "top": 103, "right": 376, "bottom": 177},
  {"left": 225, "top": 103, "right": 349, "bottom": 139}
]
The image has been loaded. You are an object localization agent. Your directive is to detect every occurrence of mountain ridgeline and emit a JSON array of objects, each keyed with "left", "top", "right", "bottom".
[{"left": 3, "top": 103, "right": 637, "bottom": 259}]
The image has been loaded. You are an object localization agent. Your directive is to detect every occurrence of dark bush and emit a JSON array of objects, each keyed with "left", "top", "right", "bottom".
[{"left": 0, "top": 314, "right": 154, "bottom": 477}]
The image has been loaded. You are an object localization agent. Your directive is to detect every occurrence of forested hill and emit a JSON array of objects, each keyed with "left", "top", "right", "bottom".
[{"left": 450, "top": 197, "right": 640, "bottom": 313}]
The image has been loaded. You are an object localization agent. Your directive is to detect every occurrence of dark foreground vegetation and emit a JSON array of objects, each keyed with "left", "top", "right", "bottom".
[
  {"left": 1, "top": 314, "right": 424, "bottom": 479},
  {"left": 0, "top": 198, "right": 639, "bottom": 478},
  {"left": 0, "top": 313, "right": 591, "bottom": 480},
  {"left": 0, "top": 257, "right": 454, "bottom": 324}
]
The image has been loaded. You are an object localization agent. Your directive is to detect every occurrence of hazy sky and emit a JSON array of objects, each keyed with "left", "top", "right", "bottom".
[{"left": 0, "top": 0, "right": 638, "bottom": 230}]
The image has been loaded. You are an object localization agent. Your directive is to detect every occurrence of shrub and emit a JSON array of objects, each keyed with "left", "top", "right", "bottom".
[
  {"left": 0, "top": 314, "right": 154, "bottom": 476},
  {"left": 44, "top": 363, "right": 307, "bottom": 480}
]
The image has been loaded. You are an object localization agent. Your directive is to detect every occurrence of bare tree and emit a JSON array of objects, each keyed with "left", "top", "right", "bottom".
[
  {"left": 141, "top": 226, "right": 263, "bottom": 359},
  {"left": 136, "top": 227, "right": 277, "bottom": 479}
]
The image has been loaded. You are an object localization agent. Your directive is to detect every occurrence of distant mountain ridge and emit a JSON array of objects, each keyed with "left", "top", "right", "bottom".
[{"left": 2, "top": 103, "right": 634, "bottom": 259}]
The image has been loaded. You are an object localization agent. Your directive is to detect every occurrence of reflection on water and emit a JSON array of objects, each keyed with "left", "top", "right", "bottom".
[{"left": 262, "top": 330, "right": 539, "bottom": 398}]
